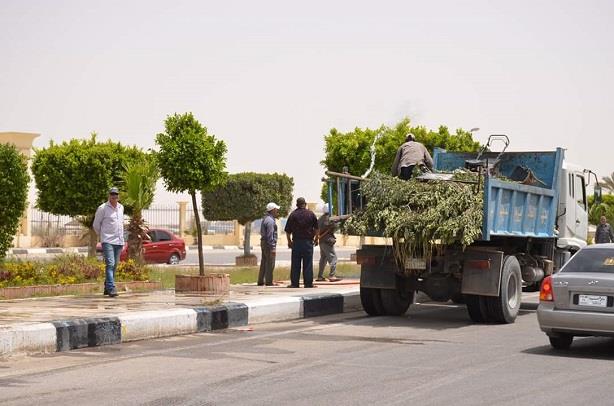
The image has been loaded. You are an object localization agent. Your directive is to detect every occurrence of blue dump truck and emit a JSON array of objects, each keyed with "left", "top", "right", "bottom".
[{"left": 325, "top": 138, "right": 589, "bottom": 323}]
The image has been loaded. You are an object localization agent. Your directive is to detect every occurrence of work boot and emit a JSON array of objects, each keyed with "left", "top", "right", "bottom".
[
  {"left": 108, "top": 288, "right": 119, "bottom": 298},
  {"left": 103, "top": 288, "right": 110, "bottom": 296}
]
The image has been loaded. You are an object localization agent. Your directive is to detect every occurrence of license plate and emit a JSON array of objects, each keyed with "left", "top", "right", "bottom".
[
  {"left": 578, "top": 294, "right": 608, "bottom": 307},
  {"left": 405, "top": 258, "right": 426, "bottom": 270}
]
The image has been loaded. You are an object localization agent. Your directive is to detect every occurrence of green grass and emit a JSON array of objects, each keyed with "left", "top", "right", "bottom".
[{"left": 148, "top": 263, "right": 361, "bottom": 289}]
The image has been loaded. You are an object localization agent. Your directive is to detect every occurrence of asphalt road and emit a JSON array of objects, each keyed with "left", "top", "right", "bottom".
[{"left": 3, "top": 302, "right": 614, "bottom": 405}]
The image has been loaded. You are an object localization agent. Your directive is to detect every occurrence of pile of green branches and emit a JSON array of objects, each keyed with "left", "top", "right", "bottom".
[{"left": 343, "top": 172, "right": 483, "bottom": 267}]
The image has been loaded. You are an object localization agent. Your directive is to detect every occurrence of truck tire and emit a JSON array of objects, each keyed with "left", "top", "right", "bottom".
[
  {"left": 380, "top": 288, "right": 413, "bottom": 316},
  {"left": 486, "top": 255, "right": 522, "bottom": 324},
  {"left": 360, "top": 287, "right": 385, "bottom": 316},
  {"left": 464, "top": 294, "right": 489, "bottom": 322}
]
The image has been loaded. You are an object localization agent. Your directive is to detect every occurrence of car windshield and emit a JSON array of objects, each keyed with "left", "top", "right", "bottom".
[{"left": 561, "top": 248, "right": 614, "bottom": 273}]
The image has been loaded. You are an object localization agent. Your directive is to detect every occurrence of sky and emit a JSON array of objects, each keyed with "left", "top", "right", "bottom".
[{"left": 1, "top": 0, "right": 612, "bottom": 206}]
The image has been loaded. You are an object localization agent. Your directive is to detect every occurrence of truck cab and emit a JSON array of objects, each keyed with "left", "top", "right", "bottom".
[{"left": 557, "top": 162, "right": 589, "bottom": 252}]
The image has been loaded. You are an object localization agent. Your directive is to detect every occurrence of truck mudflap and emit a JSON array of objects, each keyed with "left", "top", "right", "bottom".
[
  {"left": 360, "top": 265, "right": 397, "bottom": 289},
  {"left": 461, "top": 248, "right": 504, "bottom": 297}
]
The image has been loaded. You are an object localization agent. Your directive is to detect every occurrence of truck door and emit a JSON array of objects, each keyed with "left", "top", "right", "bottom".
[{"left": 573, "top": 173, "right": 588, "bottom": 242}]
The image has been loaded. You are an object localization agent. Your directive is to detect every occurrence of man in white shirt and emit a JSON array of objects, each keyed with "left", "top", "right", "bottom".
[{"left": 93, "top": 187, "right": 125, "bottom": 297}]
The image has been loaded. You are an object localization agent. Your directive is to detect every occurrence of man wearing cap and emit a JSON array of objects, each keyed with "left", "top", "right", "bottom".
[
  {"left": 258, "top": 202, "right": 280, "bottom": 286},
  {"left": 316, "top": 203, "right": 341, "bottom": 282},
  {"left": 391, "top": 134, "right": 433, "bottom": 180},
  {"left": 93, "top": 187, "right": 125, "bottom": 297},
  {"left": 285, "top": 197, "right": 319, "bottom": 288}
]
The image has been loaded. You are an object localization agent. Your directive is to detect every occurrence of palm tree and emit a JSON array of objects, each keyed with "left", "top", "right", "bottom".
[
  {"left": 122, "top": 159, "right": 158, "bottom": 263},
  {"left": 602, "top": 172, "right": 614, "bottom": 193}
]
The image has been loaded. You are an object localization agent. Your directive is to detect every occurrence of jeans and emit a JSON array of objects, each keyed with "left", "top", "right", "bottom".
[
  {"left": 102, "top": 242, "right": 123, "bottom": 291},
  {"left": 318, "top": 241, "right": 337, "bottom": 279},
  {"left": 258, "top": 243, "right": 276, "bottom": 285},
  {"left": 290, "top": 239, "right": 314, "bottom": 287}
]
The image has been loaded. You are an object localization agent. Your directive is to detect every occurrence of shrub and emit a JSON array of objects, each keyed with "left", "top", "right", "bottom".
[{"left": 0, "top": 255, "right": 150, "bottom": 288}]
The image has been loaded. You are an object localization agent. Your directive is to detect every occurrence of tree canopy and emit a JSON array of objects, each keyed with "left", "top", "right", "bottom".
[
  {"left": 0, "top": 143, "right": 30, "bottom": 259},
  {"left": 155, "top": 113, "right": 227, "bottom": 195},
  {"left": 202, "top": 172, "right": 294, "bottom": 224},
  {"left": 31, "top": 134, "right": 148, "bottom": 256},
  {"left": 32, "top": 134, "right": 147, "bottom": 219},
  {"left": 588, "top": 194, "right": 614, "bottom": 226}
]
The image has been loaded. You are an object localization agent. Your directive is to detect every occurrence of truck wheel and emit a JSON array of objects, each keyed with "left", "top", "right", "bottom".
[
  {"left": 464, "top": 294, "right": 489, "bottom": 322},
  {"left": 380, "top": 288, "right": 413, "bottom": 316},
  {"left": 360, "top": 288, "right": 385, "bottom": 316},
  {"left": 486, "top": 255, "right": 522, "bottom": 324},
  {"left": 548, "top": 334, "right": 573, "bottom": 350}
]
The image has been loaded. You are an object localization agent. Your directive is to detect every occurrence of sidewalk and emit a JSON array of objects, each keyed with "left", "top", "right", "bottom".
[{"left": 0, "top": 280, "right": 361, "bottom": 358}]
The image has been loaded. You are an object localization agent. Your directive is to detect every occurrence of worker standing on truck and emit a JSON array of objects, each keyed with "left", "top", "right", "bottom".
[
  {"left": 316, "top": 203, "right": 341, "bottom": 282},
  {"left": 391, "top": 134, "right": 434, "bottom": 180},
  {"left": 595, "top": 216, "right": 614, "bottom": 244}
]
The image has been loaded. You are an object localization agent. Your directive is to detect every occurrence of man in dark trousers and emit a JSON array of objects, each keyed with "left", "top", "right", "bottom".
[
  {"left": 391, "top": 134, "right": 434, "bottom": 180},
  {"left": 596, "top": 216, "right": 614, "bottom": 244},
  {"left": 258, "top": 202, "right": 280, "bottom": 286},
  {"left": 317, "top": 203, "right": 341, "bottom": 282},
  {"left": 285, "top": 197, "right": 318, "bottom": 288}
]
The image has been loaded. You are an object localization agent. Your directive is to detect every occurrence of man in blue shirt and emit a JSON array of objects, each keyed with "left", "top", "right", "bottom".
[
  {"left": 258, "top": 202, "right": 280, "bottom": 286},
  {"left": 93, "top": 187, "right": 125, "bottom": 297}
]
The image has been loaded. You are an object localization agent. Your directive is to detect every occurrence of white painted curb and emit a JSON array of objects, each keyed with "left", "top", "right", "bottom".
[
  {"left": 118, "top": 309, "right": 198, "bottom": 342},
  {"left": 245, "top": 296, "right": 303, "bottom": 324},
  {"left": 0, "top": 322, "right": 57, "bottom": 357}
]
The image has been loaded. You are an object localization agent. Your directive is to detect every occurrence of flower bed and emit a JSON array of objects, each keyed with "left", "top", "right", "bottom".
[{"left": 0, "top": 255, "right": 149, "bottom": 288}]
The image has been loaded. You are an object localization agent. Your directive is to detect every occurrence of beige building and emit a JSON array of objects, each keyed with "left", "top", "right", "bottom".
[{"left": 0, "top": 132, "right": 40, "bottom": 248}]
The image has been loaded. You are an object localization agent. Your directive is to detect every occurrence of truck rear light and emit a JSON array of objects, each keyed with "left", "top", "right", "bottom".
[
  {"left": 540, "top": 276, "right": 554, "bottom": 301},
  {"left": 465, "top": 259, "right": 491, "bottom": 270}
]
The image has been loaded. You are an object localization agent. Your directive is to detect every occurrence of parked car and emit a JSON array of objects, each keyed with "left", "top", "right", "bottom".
[
  {"left": 96, "top": 228, "right": 186, "bottom": 264},
  {"left": 537, "top": 244, "right": 614, "bottom": 349}
]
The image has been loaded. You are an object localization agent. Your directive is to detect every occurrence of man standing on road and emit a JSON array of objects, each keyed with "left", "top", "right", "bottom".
[
  {"left": 316, "top": 203, "right": 341, "bottom": 282},
  {"left": 391, "top": 134, "right": 434, "bottom": 180},
  {"left": 258, "top": 202, "right": 280, "bottom": 286},
  {"left": 93, "top": 187, "right": 125, "bottom": 297},
  {"left": 285, "top": 197, "right": 318, "bottom": 288},
  {"left": 595, "top": 216, "right": 614, "bottom": 244}
]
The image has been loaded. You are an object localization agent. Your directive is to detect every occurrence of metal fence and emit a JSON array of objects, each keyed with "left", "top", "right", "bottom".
[{"left": 29, "top": 204, "right": 237, "bottom": 237}]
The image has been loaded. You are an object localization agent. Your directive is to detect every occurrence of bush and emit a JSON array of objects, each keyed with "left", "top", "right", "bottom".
[
  {"left": 0, "top": 143, "right": 30, "bottom": 259},
  {"left": 0, "top": 255, "right": 150, "bottom": 288}
]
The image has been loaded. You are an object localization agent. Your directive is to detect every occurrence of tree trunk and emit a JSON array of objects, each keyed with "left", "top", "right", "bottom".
[
  {"left": 243, "top": 221, "right": 251, "bottom": 256},
  {"left": 128, "top": 210, "right": 145, "bottom": 264},
  {"left": 88, "top": 227, "right": 97, "bottom": 258},
  {"left": 192, "top": 191, "right": 205, "bottom": 276}
]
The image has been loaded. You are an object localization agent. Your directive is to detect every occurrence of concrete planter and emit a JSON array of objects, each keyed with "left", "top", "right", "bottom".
[
  {"left": 235, "top": 254, "right": 257, "bottom": 266},
  {"left": 175, "top": 273, "right": 230, "bottom": 295},
  {"left": 0, "top": 281, "right": 162, "bottom": 300}
]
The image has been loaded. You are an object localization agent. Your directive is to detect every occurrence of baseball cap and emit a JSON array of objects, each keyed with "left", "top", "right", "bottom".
[
  {"left": 322, "top": 203, "right": 331, "bottom": 213},
  {"left": 266, "top": 202, "right": 280, "bottom": 211},
  {"left": 109, "top": 187, "right": 119, "bottom": 194}
]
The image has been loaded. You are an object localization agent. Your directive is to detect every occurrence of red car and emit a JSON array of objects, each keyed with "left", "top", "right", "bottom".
[{"left": 96, "top": 228, "right": 186, "bottom": 264}]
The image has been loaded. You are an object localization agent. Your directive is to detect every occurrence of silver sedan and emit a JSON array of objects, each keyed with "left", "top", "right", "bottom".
[{"left": 537, "top": 243, "right": 614, "bottom": 349}]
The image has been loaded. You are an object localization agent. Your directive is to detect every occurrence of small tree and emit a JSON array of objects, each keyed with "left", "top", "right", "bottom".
[
  {"left": 202, "top": 173, "right": 294, "bottom": 257},
  {"left": 31, "top": 134, "right": 147, "bottom": 257},
  {"left": 121, "top": 156, "right": 159, "bottom": 263},
  {"left": 0, "top": 143, "right": 30, "bottom": 259},
  {"left": 155, "top": 113, "right": 227, "bottom": 275}
]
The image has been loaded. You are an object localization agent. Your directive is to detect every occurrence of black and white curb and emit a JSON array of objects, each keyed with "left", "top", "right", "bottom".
[{"left": 1, "top": 291, "right": 360, "bottom": 358}]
